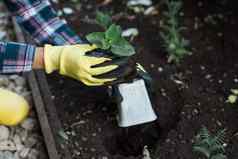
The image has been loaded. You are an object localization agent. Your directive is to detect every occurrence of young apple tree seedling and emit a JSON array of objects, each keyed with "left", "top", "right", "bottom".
[{"left": 86, "top": 12, "right": 135, "bottom": 57}]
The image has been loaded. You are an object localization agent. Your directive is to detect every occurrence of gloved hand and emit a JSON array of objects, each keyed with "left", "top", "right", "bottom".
[
  {"left": 43, "top": 44, "right": 135, "bottom": 86},
  {"left": 0, "top": 88, "right": 29, "bottom": 126}
]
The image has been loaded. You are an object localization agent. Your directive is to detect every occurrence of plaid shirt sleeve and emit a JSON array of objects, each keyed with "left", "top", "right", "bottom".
[
  {"left": 0, "top": 42, "right": 35, "bottom": 73},
  {"left": 0, "top": 0, "right": 82, "bottom": 73}
]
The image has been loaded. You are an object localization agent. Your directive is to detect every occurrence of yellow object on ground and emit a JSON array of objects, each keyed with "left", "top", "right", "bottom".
[
  {"left": 0, "top": 88, "right": 29, "bottom": 126},
  {"left": 44, "top": 44, "right": 118, "bottom": 86}
]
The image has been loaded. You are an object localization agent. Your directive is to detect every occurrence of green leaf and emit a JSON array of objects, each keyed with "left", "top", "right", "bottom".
[
  {"left": 210, "top": 145, "right": 225, "bottom": 155},
  {"left": 175, "top": 48, "right": 188, "bottom": 56},
  {"left": 96, "top": 11, "right": 112, "bottom": 29},
  {"left": 105, "top": 24, "right": 122, "bottom": 42},
  {"left": 181, "top": 38, "right": 190, "bottom": 47},
  {"left": 227, "top": 95, "right": 237, "bottom": 104},
  {"left": 231, "top": 89, "right": 238, "bottom": 95},
  {"left": 136, "top": 63, "right": 152, "bottom": 82},
  {"left": 193, "top": 146, "right": 210, "bottom": 158},
  {"left": 101, "top": 38, "right": 111, "bottom": 50},
  {"left": 58, "top": 130, "right": 69, "bottom": 141},
  {"left": 111, "top": 38, "right": 135, "bottom": 56},
  {"left": 168, "top": 42, "right": 176, "bottom": 50},
  {"left": 86, "top": 32, "right": 106, "bottom": 48},
  {"left": 210, "top": 154, "right": 227, "bottom": 159}
]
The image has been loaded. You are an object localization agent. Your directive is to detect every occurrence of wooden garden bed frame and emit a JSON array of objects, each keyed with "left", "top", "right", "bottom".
[{"left": 13, "top": 18, "right": 72, "bottom": 159}]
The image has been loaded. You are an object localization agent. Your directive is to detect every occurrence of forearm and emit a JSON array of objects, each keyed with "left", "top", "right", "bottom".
[
  {"left": 3, "top": 0, "right": 82, "bottom": 45},
  {"left": 33, "top": 47, "right": 44, "bottom": 69}
]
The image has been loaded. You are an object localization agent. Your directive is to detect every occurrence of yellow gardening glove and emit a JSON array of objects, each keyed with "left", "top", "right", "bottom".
[
  {"left": 0, "top": 88, "right": 29, "bottom": 126},
  {"left": 44, "top": 44, "right": 120, "bottom": 86}
]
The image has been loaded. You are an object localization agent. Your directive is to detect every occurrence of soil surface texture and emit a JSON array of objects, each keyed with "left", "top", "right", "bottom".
[{"left": 47, "top": 0, "right": 238, "bottom": 158}]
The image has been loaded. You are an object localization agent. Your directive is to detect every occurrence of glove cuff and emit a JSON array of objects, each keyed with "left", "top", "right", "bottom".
[{"left": 44, "top": 44, "right": 63, "bottom": 74}]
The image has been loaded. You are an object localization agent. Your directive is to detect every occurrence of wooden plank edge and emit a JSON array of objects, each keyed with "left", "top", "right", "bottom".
[
  {"left": 35, "top": 70, "right": 72, "bottom": 159},
  {"left": 12, "top": 17, "right": 63, "bottom": 159},
  {"left": 26, "top": 72, "right": 60, "bottom": 159}
]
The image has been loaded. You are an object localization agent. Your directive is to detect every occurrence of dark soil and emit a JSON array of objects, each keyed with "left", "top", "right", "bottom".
[{"left": 47, "top": 0, "right": 238, "bottom": 158}]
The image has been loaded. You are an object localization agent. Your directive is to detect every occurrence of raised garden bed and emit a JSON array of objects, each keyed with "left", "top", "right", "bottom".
[
  {"left": 3, "top": 0, "right": 237, "bottom": 159},
  {"left": 44, "top": 0, "right": 238, "bottom": 159}
]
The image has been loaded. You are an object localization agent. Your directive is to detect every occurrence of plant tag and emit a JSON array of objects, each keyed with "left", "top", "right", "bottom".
[{"left": 117, "top": 79, "right": 157, "bottom": 127}]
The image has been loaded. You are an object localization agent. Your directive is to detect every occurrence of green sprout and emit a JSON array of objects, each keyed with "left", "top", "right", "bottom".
[
  {"left": 193, "top": 127, "right": 227, "bottom": 159},
  {"left": 86, "top": 12, "right": 135, "bottom": 57},
  {"left": 160, "top": 0, "right": 190, "bottom": 63},
  {"left": 226, "top": 89, "right": 238, "bottom": 104}
]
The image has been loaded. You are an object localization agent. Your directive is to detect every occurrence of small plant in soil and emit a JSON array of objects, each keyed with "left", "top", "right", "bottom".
[
  {"left": 160, "top": 0, "right": 190, "bottom": 63},
  {"left": 86, "top": 11, "right": 135, "bottom": 57},
  {"left": 87, "top": 12, "right": 152, "bottom": 82},
  {"left": 226, "top": 89, "right": 238, "bottom": 104},
  {"left": 193, "top": 127, "right": 227, "bottom": 159}
]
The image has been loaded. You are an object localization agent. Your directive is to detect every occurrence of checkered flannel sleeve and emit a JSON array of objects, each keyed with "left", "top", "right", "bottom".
[
  {"left": 0, "top": 42, "right": 35, "bottom": 73},
  {"left": 0, "top": 0, "right": 82, "bottom": 73}
]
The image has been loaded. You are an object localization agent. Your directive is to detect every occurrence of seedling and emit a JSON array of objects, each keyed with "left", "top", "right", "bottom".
[
  {"left": 193, "top": 127, "right": 227, "bottom": 159},
  {"left": 86, "top": 12, "right": 135, "bottom": 57},
  {"left": 160, "top": 0, "right": 189, "bottom": 63},
  {"left": 226, "top": 89, "right": 238, "bottom": 104}
]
